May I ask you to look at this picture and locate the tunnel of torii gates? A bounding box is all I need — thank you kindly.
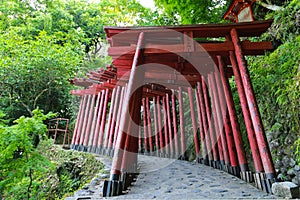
[70,20,277,196]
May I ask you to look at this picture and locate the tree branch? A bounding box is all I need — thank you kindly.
[33,88,49,109]
[256,0,282,11]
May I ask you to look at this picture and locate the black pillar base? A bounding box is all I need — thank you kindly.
[240,171,253,183]
[254,172,276,193]
[103,180,123,197]
[232,166,241,178]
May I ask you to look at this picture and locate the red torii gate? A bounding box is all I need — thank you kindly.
[70,20,276,196]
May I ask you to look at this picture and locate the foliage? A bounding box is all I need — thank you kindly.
[36,140,104,199]
[0,109,103,199]
[154,0,229,24]
[248,0,300,169]
[0,0,157,121]
[0,109,55,199]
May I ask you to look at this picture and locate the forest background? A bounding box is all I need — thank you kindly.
[0,0,299,199]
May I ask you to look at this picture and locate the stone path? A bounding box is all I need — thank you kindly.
[67,155,275,199]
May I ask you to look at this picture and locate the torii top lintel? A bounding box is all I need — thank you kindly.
[103,20,272,84]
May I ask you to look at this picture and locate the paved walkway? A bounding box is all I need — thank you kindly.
[67,155,275,199]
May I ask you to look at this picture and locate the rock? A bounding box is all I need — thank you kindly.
[100,174,109,179]
[282,156,290,167]
[292,176,300,185]
[274,159,283,169]
[290,159,296,167]
[271,181,300,198]
[287,168,296,176]
[280,166,287,174]
[294,165,300,171]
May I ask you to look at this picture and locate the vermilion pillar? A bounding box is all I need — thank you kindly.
[104,32,145,197]
[188,87,201,162]
[230,29,275,185]
[178,87,186,160]
[215,55,248,176]
[72,95,84,149]
[171,93,179,158]
[146,97,154,154]
[202,77,219,167]
[98,89,110,154]
[152,97,160,156]
[166,94,174,158]
[89,91,103,153]
[156,96,165,157]
[196,82,213,165]
[213,68,239,173]
[78,95,92,150]
[209,73,230,170]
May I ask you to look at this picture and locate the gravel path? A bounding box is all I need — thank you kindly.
[67,155,275,199]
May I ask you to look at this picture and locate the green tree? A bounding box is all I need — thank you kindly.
[153,0,229,24]
[0,109,55,199]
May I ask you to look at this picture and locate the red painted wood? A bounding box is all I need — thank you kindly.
[113,87,126,148]
[72,96,84,145]
[171,93,179,158]
[75,95,88,146]
[231,28,275,176]
[152,97,160,156]
[110,32,145,176]
[108,86,122,150]
[156,96,165,156]
[83,94,96,147]
[216,53,248,172]
[202,78,219,162]
[195,83,208,162]
[208,75,225,163]
[213,65,239,168]
[188,87,201,159]
[228,51,263,172]
[98,89,110,148]
[142,98,149,153]
[162,96,170,157]
[146,97,154,153]
[166,94,174,157]
[211,73,231,163]
[90,91,104,148]
[79,95,92,147]
[104,88,117,150]
[178,87,186,157]
[196,82,213,162]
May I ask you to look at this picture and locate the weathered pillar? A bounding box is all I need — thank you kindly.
[146,97,154,155]
[162,96,170,157]
[153,97,160,156]
[156,96,165,157]
[103,88,117,154]
[171,92,179,159]
[78,95,92,151]
[230,28,275,190]
[213,66,239,174]
[178,87,187,160]
[89,91,103,153]
[216,55,248,177]
[202,77,219,167]
[209,73,230,170]
[188,87,201,162]
[103,32,145,197]
[166,94,174,158]
[71,95,85,149]
[142,98,149,154]
[97,89,110,154]
[196,82,212,165]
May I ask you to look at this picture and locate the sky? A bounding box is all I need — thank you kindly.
[137,0,156,9]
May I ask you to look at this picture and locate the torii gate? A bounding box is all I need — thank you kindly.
[70,20,277,196]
